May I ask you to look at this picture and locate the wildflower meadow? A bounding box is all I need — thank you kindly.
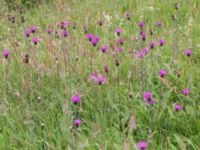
[0,0,200,149]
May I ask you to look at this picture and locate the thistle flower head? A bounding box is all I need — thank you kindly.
[100,46,107,53]
[150,42,155,49]
[136,51,145,58]
[71,95,81,104]
[156,21,162,27]
[159,39,165,46]
[182,88,190,95]
[147,99,156,105]
[115,58,120,66]
[115,28,122,36]
[98,20,103,26]
[118,47,124,53]
[74,119,81,127]
[32,37,40,45]
[3,49,11,59]
[30,25,37,33]
[138,21,144,28]
[141,32,147,41]
[175,104,182,111]
[136,141,148,150]
[86,34,94,41]
[62,30,68,38]
[91,39,98,46]
[24,29,31,37]
[46,28,52,34]
[104,65,110,73]
[184,49,192,56]
[143,47,150,54]
[23,53,29,63]
[126,13,131,20]
[143,92,153,100]
[60,21,70,29]
[95,76,106,85]
[118,38,125,45]
[159,69,167,77]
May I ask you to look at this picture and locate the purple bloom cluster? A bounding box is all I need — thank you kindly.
[60,21,70,29]
[136,47,150,58]
[143,92,156,105]
[89,73,106,85]
[86,34,100,46]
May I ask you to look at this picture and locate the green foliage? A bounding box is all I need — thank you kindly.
[4,0,54,10]
[0,0,200,149]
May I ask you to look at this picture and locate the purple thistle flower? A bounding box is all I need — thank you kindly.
[55,31,59,39]
[156,21,162,27]
[142,47,150,54]
[91,39,98,46]
[150,42,155,49]
[136,51,145,58]
[115,58,120,66]
[100,46,107,53]
[24,29,31,37]
[2,49,11,59]
[126,13,131,20]
[71,95,81,104]
[30,25,37,33]
[104,65,110,73]
[147,99,156,105]
[118,38,125,45]
[23,53,29,63]
[159,39,165,46]
[62,30,68,38]
[143,92,153,100]
[73,23,77,29]
[89,73,97,81]
[184,49,192,56]
[182,88,190,95]
[115,28,122,36]
[98,20,103,26]
[74,119,81,127]
[136,141,148,150]
[60,21,70,29]
[95,76,106,85]
[117,47,124,53]
[46,28,52,34]
[141,32,147,41]
[175,104,182,111]
[138,21,144,28]
[32,37,40,45]
[86,34,94,41]
[159,69,167,77]
[95,36,100,42]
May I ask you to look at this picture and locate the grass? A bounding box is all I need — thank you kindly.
[0,0,200,149]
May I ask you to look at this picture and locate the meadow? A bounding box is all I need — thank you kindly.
[0,0,200,149]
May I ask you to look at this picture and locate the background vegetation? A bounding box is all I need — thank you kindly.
[0,0,199,149]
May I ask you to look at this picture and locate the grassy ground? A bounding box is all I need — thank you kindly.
[0,0,200,149]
